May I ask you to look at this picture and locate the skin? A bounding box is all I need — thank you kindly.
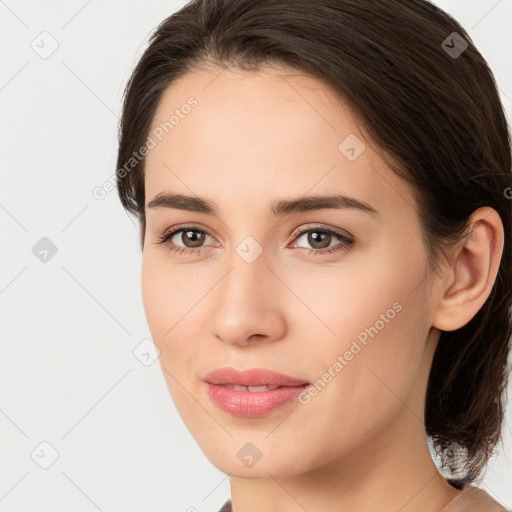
[140,63,504,512]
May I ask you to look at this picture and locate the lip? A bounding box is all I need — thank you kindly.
[203,367,309,387]
[203,367,310,418]
[205,383,310,418]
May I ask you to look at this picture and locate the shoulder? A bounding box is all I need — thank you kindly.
[443,483,509,512]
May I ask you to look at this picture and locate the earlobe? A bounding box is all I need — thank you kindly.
[431,207,504,332]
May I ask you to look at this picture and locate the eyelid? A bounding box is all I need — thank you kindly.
[289,223,353,243]
[158,222,217,239]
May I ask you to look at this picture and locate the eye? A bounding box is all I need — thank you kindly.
[291,225,354,256]
[154,224,354,256]
[155,225,218,256]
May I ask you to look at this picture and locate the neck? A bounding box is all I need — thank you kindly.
[228,329,461,512]
[229,415,459,512]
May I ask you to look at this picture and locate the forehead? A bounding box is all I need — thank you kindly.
[147,63,357,157]
[144,64,413,218]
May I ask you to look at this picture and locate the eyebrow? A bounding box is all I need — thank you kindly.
[145,192,379,217]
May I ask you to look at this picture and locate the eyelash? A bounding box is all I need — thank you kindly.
[155,224,354,257]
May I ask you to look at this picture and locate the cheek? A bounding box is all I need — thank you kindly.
[140,251,196,338]
[140,252,208,374]
[299,244,430,438]
[141,256,197,412]
[140,253,191,372]
[140,254,168,340]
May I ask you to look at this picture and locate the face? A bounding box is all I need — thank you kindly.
[141,63,437,478]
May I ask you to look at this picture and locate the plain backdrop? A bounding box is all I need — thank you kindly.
[1,1,511,511]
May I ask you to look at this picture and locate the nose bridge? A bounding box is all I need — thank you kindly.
[209,238,286,345]
[217,243,270,323]
[220,228,270,303]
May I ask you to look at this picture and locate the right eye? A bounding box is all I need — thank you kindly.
[155,225,218,255]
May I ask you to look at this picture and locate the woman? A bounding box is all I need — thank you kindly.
[115,0,512,510]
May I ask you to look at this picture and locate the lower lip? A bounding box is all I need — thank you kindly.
[205,383,310,418]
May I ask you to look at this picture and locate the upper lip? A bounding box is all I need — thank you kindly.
[203,367,309,387]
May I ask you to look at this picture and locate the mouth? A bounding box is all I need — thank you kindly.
[202,367,310,418]
[203,367,309,388]
[222,384,284,391]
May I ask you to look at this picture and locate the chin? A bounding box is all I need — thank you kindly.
[201,439,313,479]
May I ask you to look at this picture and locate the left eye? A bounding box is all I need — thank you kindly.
[291,227,354,255]
[155,225,354,256]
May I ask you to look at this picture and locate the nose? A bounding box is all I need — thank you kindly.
[209,251,287,348]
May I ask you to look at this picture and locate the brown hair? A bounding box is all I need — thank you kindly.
[116,0,512,481]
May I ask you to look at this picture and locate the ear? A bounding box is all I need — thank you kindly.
[431,207,505,332]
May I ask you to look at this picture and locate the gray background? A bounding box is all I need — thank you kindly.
[1,1,511,510]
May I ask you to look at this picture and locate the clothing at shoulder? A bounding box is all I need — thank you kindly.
[217,481,508,512]
[218,500,232,512]
[443,482,508,512]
